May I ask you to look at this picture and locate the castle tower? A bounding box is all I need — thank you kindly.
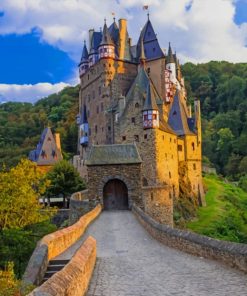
[79,105,89,147]
[143,83,159,129]
[78,41,89,77]
[166,42,176,84]
[98,21,115,59]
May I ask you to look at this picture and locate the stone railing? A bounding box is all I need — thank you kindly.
[21,204,101,293]
[69,189,98,225]
[28,236,96,296]
[133,205,247,273]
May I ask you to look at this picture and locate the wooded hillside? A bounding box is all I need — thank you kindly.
[0,62,246,182]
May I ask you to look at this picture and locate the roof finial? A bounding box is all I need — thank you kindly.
[104,18,106,25]
[147,12,150,20]
[84,40,86,46]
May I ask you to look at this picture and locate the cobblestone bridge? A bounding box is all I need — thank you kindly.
[56,211,247,296]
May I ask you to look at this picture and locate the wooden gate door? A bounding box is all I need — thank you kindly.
[103,179,128,210]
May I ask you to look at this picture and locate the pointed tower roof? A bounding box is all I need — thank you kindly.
[89,31,102,54]
[80,41,89,63]
[28,127,63,165]
[143,82,159,111]
[100,22,114,46]
[108,19,119,45]
[167,42,175,64]
[137,18,164,60]
[168,91,194,136]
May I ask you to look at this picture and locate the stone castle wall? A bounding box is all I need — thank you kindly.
[133,205,247,273]
[87,163,143,209]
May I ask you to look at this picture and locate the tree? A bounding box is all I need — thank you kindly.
[45,160,85,207]
[0,159,49,230]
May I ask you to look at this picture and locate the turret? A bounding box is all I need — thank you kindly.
[139,38,146,69]
[98,20,115,59]
[78,41,89,77]
[166,42,176,84]
[88,31,102,67]
[143,83,159,129]
[80,105,89,147]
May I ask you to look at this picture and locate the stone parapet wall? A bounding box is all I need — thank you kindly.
[21,204,101,292]
[133,205,247,273]
[69,189,97,224]
[28,236,96,296]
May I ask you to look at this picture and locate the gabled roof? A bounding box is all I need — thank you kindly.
[29,127,63,165]
[90,31,102,54]
[143,82,158,111]
[136,19,164,61]
[100,23,114,46]
[168,91,194,136]
[86,144,142,166]
[80,41,89,64]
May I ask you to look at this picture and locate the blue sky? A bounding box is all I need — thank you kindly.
[0,0,246,103]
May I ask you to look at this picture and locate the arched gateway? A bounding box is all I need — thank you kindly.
[103,179,128,210]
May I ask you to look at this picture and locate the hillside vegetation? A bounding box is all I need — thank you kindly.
[0,61,246,185]
[187,174,247,243]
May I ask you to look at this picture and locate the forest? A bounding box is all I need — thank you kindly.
[0,61,246,186]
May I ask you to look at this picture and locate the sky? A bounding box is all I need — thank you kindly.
[0,0,246,103]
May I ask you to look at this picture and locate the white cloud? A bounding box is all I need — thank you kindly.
[0,0,246,63]
[0,0,246,103]
[0,82,70,103]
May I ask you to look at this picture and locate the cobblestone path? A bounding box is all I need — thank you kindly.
[85,211,247,296]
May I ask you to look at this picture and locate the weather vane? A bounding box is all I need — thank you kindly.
[143,4,150,19]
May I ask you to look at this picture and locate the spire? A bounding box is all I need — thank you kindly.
[167,42,175,64]
[139,38,146,66]
[100,22,114,46]
[143,82,159,111]
[80,40,89,63]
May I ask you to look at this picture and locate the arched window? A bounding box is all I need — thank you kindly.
[192,142,195,151]
[142,177,148,186]
[135,102,139,108]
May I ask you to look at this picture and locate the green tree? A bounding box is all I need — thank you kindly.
[0,159,49,230]
[45,160,85,207]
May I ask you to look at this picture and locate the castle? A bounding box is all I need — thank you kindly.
[75,16,205,226]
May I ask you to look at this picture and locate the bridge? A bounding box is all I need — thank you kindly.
[24,202,247,296]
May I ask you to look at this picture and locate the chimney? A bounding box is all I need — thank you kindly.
[54,133,61,152]
[88,29,94,50]
[118,19,127,60]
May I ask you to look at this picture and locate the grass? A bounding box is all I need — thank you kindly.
[186,174,247,243]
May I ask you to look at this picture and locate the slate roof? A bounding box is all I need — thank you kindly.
[80,41,89,64]
[100,23,114,46]
[136,19,164,61]
[143,82,158,111]
[86,144,142,166]
[108,20,119,45]
[90,31,102,54]
[166,42,175,64]
[168,91,194,136]
[29,127,63,165]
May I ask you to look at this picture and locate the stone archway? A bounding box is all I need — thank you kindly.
[103,179,129,210]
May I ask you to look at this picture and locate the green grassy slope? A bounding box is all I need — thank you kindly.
[186,174,247,243]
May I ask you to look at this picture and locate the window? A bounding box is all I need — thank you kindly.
[122,136,126,141]
[144,134,147,139]
[99,86,101,95]
[192,142,195,151]
[102,127,104,132]
[178,145,183,151]
[95,125,98,134]
[162,135,165,140]
[174,139,176,143]
[173,111,177,115]
[104,48,107,53]
[135,103,139,108]
[41,150,47,159]
[134,135,139,142]
[88,74,89,80]
[97,106,99,114]
[101,102,104,111]
[52,150,57,159]
[108,126,111,131]
[147,67,150,75]
[170,138,172,142]
[47,137,51,141]
[92,90,95,99]
[143,177,148,186]
[169,172,171,178]
[131,117,135,124]
[150,192,154,201]
[193,163,196,170]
